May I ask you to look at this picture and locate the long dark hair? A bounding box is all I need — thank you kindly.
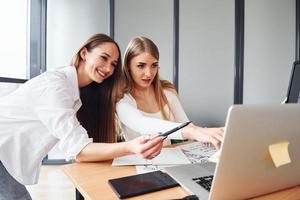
[71,33,122,143]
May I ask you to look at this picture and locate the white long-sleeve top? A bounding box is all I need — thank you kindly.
[0,66,92,185]
[116,90,189,142]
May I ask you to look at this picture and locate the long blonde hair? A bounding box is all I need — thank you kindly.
[122,36,176,120]
[71,33,122,143]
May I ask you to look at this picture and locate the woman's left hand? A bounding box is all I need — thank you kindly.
[196,127,224,149]
[183,124,224,149]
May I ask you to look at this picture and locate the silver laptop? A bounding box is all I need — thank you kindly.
[165,104,300,200]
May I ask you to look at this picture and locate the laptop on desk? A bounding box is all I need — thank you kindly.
[165,104,300,200]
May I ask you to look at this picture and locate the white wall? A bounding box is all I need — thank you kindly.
[244,0,295,104]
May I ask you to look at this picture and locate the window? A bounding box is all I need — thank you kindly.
[0,0,29,80]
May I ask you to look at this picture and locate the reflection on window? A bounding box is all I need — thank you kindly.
[0,0,28,79]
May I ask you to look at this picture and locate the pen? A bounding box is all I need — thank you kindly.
[151,121,192,140]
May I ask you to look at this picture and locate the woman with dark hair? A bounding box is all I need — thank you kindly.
[0,34,164,200]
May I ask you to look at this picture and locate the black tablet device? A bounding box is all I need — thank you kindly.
[108,171,179,199]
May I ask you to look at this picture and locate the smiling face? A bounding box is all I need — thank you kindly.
[79,42,119,85]
[128,52,159,89]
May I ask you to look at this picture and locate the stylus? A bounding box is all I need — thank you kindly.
[159,121,192,139]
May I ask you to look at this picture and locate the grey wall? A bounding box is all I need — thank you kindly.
[46,0,109,159]
[114,0,235,127]
[179,0,235,127]
[45,0,296,126]
[39,0,297,159]
[47,0,109,70]
[244,0,295,104]
[114,0,174,82]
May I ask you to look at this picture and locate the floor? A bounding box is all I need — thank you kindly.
[26,165,75,200]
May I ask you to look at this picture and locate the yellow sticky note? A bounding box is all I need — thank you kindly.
[208,150,221,163]
[268,141,291,168]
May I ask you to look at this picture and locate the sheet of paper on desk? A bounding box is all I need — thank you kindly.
[135,165,176,174]
[177,142,217,164]
[112,148,191,166]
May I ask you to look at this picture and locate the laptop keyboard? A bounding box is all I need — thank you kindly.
[192,175,214,191]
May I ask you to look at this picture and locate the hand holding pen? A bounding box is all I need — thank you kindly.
[131,121,193,164]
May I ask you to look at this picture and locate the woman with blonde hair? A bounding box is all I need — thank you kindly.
[116,36,223,148]
[0,34,163,200]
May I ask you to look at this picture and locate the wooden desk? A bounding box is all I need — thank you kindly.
[62,161,300,200]
[62,161,187,200]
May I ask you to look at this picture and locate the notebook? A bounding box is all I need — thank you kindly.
[165,104,300,200]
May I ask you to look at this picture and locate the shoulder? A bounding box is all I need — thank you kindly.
[29,67,75,99]
[39,66,78,91]
[117,93,137,107]
[43,66,73,82]
[22,69,68,93]
[161,80,177,94]
[35,69,66,85]
[163,89,179,105]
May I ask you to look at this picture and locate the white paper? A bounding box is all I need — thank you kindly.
[208,150,221,163]
[177,142,216,164]
[135,165,175,174]
[112,148,191,166]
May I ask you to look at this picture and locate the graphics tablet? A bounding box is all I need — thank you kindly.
[108,170,179,199]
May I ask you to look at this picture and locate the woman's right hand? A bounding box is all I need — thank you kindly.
[127,134,164,160]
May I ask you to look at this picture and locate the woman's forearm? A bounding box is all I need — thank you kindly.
[181,123,198,140]
[75,142,132,162]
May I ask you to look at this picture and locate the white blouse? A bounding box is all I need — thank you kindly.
[116,90,189,142]
[0,66,92,185]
